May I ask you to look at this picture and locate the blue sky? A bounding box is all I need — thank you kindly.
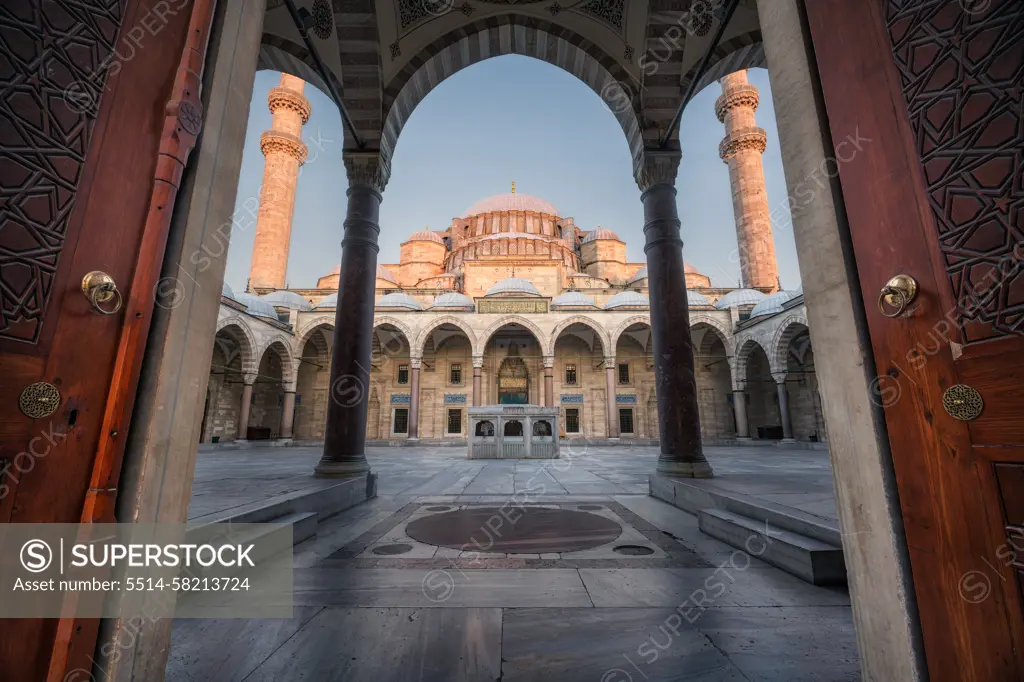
[223,56,801,292]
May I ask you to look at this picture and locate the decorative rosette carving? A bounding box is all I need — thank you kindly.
[719,127,767,160]
[268,86,311,123]
[260,130,308,163]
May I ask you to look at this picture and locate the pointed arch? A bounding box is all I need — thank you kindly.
[215,316,258,375]
[372,315,417,355]
[771,314,811,375]
[259,334,296,388]
[689,313,734,357]
[481,315,550,356]
[733,333,772,390]
[610,315,653,356]
[414,316,479,358]
[550,315,612,358]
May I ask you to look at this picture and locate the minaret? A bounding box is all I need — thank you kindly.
[248,74,310,291]
[716,70,779,291]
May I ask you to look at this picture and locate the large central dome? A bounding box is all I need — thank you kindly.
[462,192,559,218]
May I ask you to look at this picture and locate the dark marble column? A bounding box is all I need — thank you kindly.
[236,375,254,443]
[316,153,387,477]
[638,151,713,477]
[543,356,554,407]
[733,389,750,439]
[604,359,619,439]
[776,377,794,441]
[472,357,483,406]
[408,363,421,439]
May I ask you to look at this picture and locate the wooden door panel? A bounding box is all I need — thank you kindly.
[806,0,1024,679]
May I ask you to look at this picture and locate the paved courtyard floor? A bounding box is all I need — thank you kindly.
[170,444,858,681]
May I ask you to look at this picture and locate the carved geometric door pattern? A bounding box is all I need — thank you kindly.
[0,0,123,343]
[885,0,1024,340]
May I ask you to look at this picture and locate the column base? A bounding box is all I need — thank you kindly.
[314,457,371,478]
[275,438,294,446]
[235,438,248,445]
[656,457,715,478]
[781,438,797,443]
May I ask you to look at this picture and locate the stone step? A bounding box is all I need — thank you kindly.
[649,475,841,546]
[697,508,846,586]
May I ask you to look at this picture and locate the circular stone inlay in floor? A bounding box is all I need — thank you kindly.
[425,506,453,512]
[371,543,413,555]
[404,507,622,554]
[576,504,603,511]
[613,544,654,556]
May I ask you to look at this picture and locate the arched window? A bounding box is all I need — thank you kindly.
[504,420,523,437]
[475,420,494,437]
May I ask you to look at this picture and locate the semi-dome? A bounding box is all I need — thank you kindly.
[552,291,596,308]
[462,192,559,217]
[486,278,541,296]
[315,293,337,308]
[221,282,236,300]
[261,290,312,311]
[604,291,649,309]
[715,288,767,309]
[750,290,800,318]
[687,290,713,307]
[236,293,280,320]
[376,293,422,310]
[376,265,398,283]
[628,266,648,282]
[582,228,621,244]
[431,293,475,309]
[407,230,445,244]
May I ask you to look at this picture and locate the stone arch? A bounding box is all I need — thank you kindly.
[687,31,767,95]
[771,315,811,375]
[373,315,417,354]
[610,315,653,355]
[296,315,336,351]
[259,335,296,388]
[379,17,645,178]
[550,316,612,358]
[689,314,734,356]
[481,315,550,356]
[215,317,258,375]
[733,334,772,390]
[414,316,478,358]
[257,34,339,99]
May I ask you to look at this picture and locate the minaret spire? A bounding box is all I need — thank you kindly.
[511,180,515,194]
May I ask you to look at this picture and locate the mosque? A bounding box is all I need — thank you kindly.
[206,71,822,447]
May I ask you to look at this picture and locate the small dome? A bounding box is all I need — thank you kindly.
[628,266,648,282]
[407,230,445,244]
[431,293,475,309]
[376,265,398,284]
[582,229,621,244]
[376,293,422,310]
[314,293,338,309]
[750,290,800,318]
[604,291,649,309]
[236,293,280,320]
[486,278,541,296]
[462,192,559,217]
[715,289,768,309]
[221,282,236,300]
[261,290,313,311]
[552,291,596,308]
[688,290,713,307]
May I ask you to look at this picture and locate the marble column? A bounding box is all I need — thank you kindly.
[408,361,421,440]
[236,374,255,442]
[316,153,387,477]
[733,389,750,439]
[543,356,554,407]
[280,390,296,440]
[638,151,713,477]
[604,358,619,439]
[775,375,794,441]
[472,357,483,406]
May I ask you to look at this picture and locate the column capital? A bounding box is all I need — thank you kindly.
[543,355,555,369]
[604,356,617,367]
[344,150,390,195]
[772,371,789,384]
[242,373,257,385]
[410,356,422,369]
[635,150,681,192]
[472,356,484,369]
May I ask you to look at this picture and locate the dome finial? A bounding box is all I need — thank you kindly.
[511,180,515,194]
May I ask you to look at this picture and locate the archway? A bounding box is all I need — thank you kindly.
[613,321,655,440]
[481,322,545,407]
[552,319,609,439]
[738,338,780,440]
[778,322,825,442]
[692,322,735,440]
[367,323,414,440]
[294,323,332,440]
[202,322,256,443]
[418,321,475,438]
[249,340,293,440]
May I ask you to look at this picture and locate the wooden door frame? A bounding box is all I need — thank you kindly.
[805,0,1024,678]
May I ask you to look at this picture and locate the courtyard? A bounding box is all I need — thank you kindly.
[168,445,858,681]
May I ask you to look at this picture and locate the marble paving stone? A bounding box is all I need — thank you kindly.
[166,607,324,682]
[243,607,502,682]
[579,568,851,608]
[694,606,860,681]
[292,568,595,607]
[501,608,748,682]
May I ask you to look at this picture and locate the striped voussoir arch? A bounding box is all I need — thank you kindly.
[683,31,766,100]
[378,16,646,175]
[257,33,342,100]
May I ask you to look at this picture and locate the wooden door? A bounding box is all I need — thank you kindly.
[805,1,1024,679]
[0,0,212,679]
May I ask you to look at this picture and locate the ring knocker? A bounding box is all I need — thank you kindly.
[878,274,918,318]
[81,271,123,315]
